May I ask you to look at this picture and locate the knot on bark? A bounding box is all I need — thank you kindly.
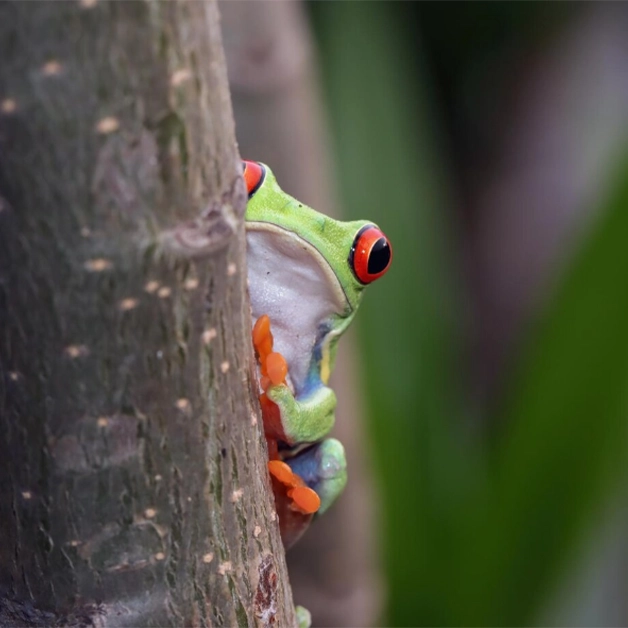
[159,200,235,259]
[254,554,278,627]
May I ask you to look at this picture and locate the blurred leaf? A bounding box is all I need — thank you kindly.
[456,155,628,625]
[310,3,473,625]
[311,2,628,626]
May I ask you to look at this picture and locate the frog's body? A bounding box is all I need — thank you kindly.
[244,161,391,546]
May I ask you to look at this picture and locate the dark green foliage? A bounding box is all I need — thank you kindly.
[309,2,628,625]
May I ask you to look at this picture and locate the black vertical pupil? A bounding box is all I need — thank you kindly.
[367,238,391,274]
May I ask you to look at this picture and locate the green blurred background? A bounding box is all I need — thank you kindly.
[224,2,628,625]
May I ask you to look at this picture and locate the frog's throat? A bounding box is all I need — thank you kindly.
[246,221,352,316]
[246,221,353,393]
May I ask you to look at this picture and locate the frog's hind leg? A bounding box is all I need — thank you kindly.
[285,438,347,514]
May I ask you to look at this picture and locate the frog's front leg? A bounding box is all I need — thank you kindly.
[253,313,337,446]
[265,383,337,446]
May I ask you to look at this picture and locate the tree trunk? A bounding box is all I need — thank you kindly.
[0,1,295,625]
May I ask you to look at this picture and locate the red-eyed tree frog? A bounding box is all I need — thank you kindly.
[243,161,392,548]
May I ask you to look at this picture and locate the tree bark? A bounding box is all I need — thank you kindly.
[0,1,295,625]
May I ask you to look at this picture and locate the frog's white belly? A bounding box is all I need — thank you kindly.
[246,224,347,394]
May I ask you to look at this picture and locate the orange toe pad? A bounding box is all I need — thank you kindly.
[268,460,296,486]
[253,315,287,391]
[268,460,321,515]
[287,485,321,515]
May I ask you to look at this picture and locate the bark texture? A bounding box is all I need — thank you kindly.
[0,1,295,625]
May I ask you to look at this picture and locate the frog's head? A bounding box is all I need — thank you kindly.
[243,160,392,316]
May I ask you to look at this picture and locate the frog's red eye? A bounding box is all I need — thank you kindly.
[349,225,392,284]
[242,160,265,198]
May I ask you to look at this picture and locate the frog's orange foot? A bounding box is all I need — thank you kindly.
[288,486,321,515]
[253,315,288,391]
[268,460,321,515]
[253,314,273,360]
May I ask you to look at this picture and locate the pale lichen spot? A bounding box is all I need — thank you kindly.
[187,496,192,502]
[230,488,243,503]
[170,68,192,87]
[78,0,98,8]
[253,525,262,538]
[175,398,190,411]
[202,328,217,345]
[21,491,32,500]
[96,116,120,135]
[118,298,139,311]
[154,474,162,482]
[202,552,214,564]
[67,539,82,547]
[144,507,157,519]
[64,344,89,359]
[1,98,17,114]
[96,416,109,428]
[154,552,165,561]
[183,277,199,291]
[41,60,63,77]
[84,258,112,272]
[220,361,230,374]
[107,560,144,573]
[227,263,237,277]
[157,286,172,299]
[270,511,277,522]
[250,412,258,427]
[8,371,20,382]
[80,227,91,238]
[144,280,160,294]
[218,561,232,575]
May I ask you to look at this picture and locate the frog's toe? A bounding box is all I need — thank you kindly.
[295,605,312,628]
[287,485,321,515]
[285,438,347,514]
[265,382,296,408]
[253,315,289,391]
[268,460,321,514]
[269,471,315,549]
[268,459,296,485]
[266,351,287,386]
[252,314,272,357]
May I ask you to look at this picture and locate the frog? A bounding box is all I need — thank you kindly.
[243,160,392,547]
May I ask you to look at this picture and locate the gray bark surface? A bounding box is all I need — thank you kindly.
[0,1,295,625]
